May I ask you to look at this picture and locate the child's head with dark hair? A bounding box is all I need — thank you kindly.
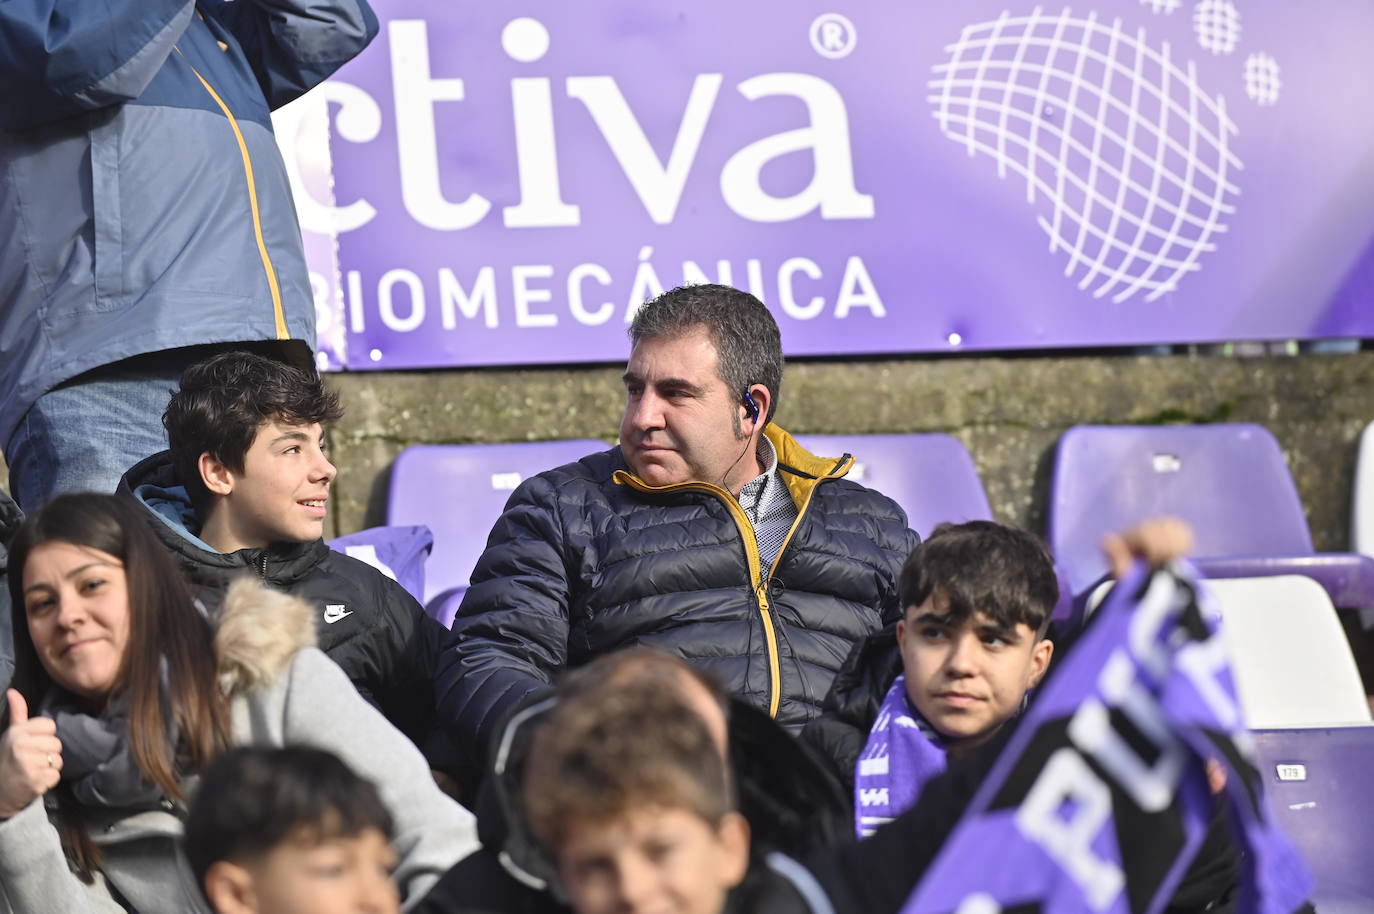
[896,521,1058,754]
[524,680,749,914]
[185,746,398,914]
[163,351,343,551]
[899,520,1059,636]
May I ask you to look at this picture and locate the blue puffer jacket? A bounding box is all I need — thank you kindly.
[0,0,377,448]
[436,426,922,767]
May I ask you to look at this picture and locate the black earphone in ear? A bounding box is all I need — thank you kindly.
[742,390,760,424]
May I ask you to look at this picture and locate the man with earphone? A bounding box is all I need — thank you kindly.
[436,284,921,789]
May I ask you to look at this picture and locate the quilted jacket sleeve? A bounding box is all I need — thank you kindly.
[368,572,448,750]
[434,473,573,770]
[881,525,923,625]
[201,0,379,108]
[0,0,194,129]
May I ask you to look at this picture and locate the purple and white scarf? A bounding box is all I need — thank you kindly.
[854,674,947,838]
[900,563,1312,914]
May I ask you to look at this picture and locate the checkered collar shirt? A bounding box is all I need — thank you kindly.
[736,433,798,570]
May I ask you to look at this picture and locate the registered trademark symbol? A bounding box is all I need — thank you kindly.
[809,13,857,59]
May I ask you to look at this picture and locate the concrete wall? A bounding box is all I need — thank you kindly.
[326,349,1374,552]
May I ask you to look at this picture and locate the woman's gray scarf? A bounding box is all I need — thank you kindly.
[42,689,167,812]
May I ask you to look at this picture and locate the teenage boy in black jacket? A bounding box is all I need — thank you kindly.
[117,350,443,749]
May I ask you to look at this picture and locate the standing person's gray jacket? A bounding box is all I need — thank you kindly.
[0,0,377,450]
[0,579,478,913]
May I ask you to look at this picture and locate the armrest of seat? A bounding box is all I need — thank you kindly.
[329,524,435,604]
[1192,553,1374,612]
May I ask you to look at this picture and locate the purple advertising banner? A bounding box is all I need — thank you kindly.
[273,1,1374,370]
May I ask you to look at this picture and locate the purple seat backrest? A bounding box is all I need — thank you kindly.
[1049,424,1313,594]
[1251,727,1374,906]
[387,440,608,604]
[327,525,433,605]
[793,434,992,539]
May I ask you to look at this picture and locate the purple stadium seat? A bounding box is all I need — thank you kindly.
[792,433,992,538]
[1048,424,1374,609]
[387,440,607,625]
[327,524,433,605]
[796,433,1075,623]
[1251,727,1374,911]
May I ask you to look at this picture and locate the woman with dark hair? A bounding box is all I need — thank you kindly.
[0,493,477,913]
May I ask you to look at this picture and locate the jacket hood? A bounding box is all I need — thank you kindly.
[216,576,317,697]
[118,450,327,585]
[476,689,851,894]
[119,451,218,553]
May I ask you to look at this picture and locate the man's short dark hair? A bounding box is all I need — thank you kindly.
[184,746,394,888]
[164,350,343,511]
[629,284,784,425]
[899,521,1058,638]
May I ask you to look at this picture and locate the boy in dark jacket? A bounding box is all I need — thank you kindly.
[117,351,443,749]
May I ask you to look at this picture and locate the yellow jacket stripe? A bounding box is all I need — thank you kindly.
[183,55,289,339]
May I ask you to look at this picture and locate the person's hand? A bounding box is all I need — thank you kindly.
[0,689,62,820]
[1205,757,1227,795]
[1102,517,1195,580]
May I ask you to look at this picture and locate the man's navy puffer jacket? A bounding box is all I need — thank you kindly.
[436,426,921,768]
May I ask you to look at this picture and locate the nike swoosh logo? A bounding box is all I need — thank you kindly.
[323,608,353,624]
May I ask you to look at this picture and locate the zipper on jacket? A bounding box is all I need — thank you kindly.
[615,473,783,718]
[751,465,835,712]
[176,47,289,340]
[258,553,269,579]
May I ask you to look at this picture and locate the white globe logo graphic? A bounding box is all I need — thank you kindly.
[1193,0,1241,56]
[928,7,1242,303]
[1139,0,1180,15]
[1244,53,1281,106]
